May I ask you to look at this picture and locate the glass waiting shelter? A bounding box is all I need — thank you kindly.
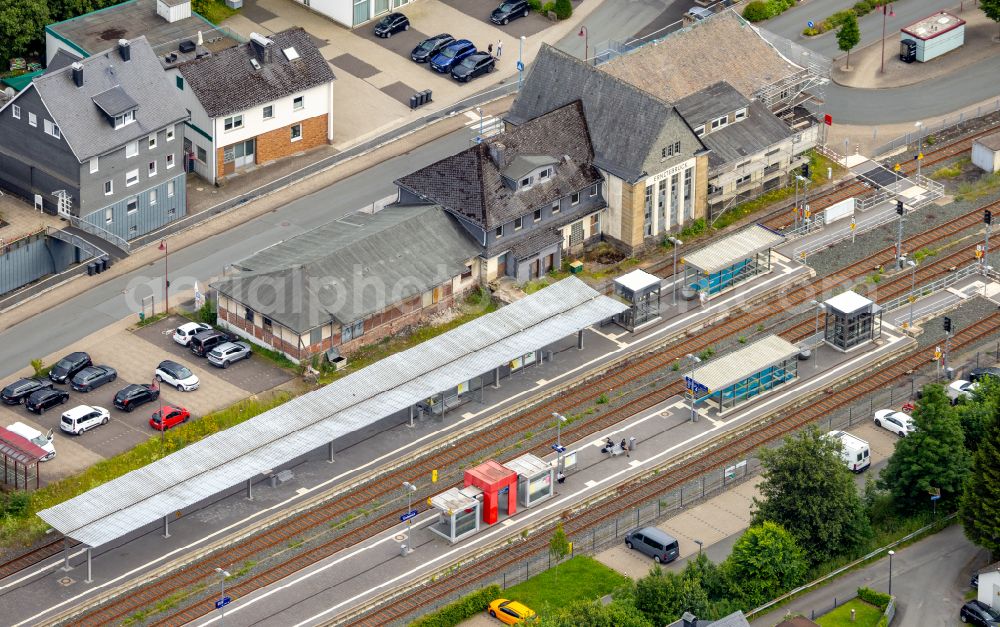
[823,290,882,351]
[504,453,556,508]
[687,335,800,413]
[613,269,663,332]
[681,224,785,300]
[429,486,482,544]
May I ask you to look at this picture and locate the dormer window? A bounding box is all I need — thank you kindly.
[538,167,552,180]
[520,176,533,188]
[114,110,136,129]
[695,125,705,137]
[734,108,747,121]
[514,217,523,231]
[711,115,728,131]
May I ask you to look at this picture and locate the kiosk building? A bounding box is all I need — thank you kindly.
[823,291,881,351]
[613,269,663,332]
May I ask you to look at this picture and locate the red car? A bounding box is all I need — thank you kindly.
[149,405,190,431]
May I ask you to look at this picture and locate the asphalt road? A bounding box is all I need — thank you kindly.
[552,0,675,58]
[0,130,471,382]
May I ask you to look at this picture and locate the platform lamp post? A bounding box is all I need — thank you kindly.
[214,567,231,627]
[402,481,417,555]
[159,239,169,314]
[695,539,704,555]
[880,3,895,74]
[685,354,701,423]
[887,550,895,595]
[915,121,924,178]
[477,106,483,139]
[906,259,917,329]
[809,300,825,370]
[578,26,588,64]
[668,237,683,306]
[984,209,993,272]
[552,412,568,472]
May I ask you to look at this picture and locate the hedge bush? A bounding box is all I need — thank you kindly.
[803,0,890,34]
[409,585,502,627]
[742,1,771,21]
[527,0,541,10]
[554,0,572,19]
[857,586,891,611]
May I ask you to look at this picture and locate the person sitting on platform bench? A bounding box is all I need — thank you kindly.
[557,470,566,484]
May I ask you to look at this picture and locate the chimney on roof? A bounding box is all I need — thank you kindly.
[682,612,698,627]
[71,62,84,87]
[249,32,274,65]
[488,142,507,168]
[118,39,131,62]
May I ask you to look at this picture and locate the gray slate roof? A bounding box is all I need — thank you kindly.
[674,82,750,129]
[178,28,335,119]
[30,37,187,162]
[92,86,139,117]
[46,49,82,74]
[397,100,602,229]
[507,44,684,183]
[695,100,794,170]
[212,205,479,333]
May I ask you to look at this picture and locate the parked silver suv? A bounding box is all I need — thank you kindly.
[207,341,252,369]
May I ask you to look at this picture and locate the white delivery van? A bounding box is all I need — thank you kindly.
[6,422,56,461]
[828,430,870,472]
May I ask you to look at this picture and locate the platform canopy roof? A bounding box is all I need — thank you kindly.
[39,277,627,548]
[683,224,785,274]
[689,335,799,392]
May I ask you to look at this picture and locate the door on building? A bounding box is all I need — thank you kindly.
[497,257,507,278]
[529,258,541,279]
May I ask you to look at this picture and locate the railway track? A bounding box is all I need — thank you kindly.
[348,312,1000,626]
[64,205,994,627]
[0,537,70,582]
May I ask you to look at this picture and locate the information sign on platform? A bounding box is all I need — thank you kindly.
[215,597,231,609]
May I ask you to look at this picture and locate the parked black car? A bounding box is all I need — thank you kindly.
[71,365,118,392]
[490,0,530,24]
[374,12,409,38]
[113,384,160,412]
[961,600,1000,627]
[48,352,92,384]
[451,52,496,82]
[1,378,53,405]
[25,388,70,414]
[190,329,237,357]
[411,33,455,62]
[969,366,1000,383]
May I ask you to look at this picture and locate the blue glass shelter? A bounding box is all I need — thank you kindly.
[687,335,800,413]
[681,225,785,300]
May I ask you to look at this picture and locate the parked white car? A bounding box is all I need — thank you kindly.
[7,422,56,461]
[155,360,200,391]
[173,322,212,346]
[873,409,916,437]
[60,405,110,435]
[947,380,977,404]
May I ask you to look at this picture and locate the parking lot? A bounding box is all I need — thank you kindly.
[0,315,295,482]
[438,0,551,38]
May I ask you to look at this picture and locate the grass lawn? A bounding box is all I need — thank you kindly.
[499,556,629,616]
[193,0,238,24]
[814,598,883,627]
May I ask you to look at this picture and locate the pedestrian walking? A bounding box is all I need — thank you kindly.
[487,42,493,56]
[496,40,503,57]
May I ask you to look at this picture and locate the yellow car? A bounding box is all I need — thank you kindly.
[488,598,536,624]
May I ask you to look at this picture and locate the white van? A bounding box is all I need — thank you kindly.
[6,422,56,461]
[828,430,870,472]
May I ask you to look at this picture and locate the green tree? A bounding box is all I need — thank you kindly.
[752,426,872,563]
[981,0,1000,38]
[960,402,1000,560]
[554,0,572,19]
[836,12,861,69]
[537,599,654,627]
[0,0,49,64]
[549,522,571,581]
[878,384,969,511]
[722,521,807,608]
[681,553,728,601]
[954,377,1000,451]
[631,566,711,626]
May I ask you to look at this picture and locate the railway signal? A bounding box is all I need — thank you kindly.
[943,317,952,333]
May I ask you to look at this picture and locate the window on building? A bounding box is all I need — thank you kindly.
[44,120,60,138]
[734,108,747,121]
[166,125,175,141]
[662,146,670,159]
[224,115,243,131]
[148,160,157,177]
[736,173,751,186]
[244,308,254,323]
[263,105,274,119]
[126,197,138,214]
[538,167,551,180]
[105,207,113,224]
[263,317,273,329]
[114,110,135,129]
[590,183,598,197]
[694,125,704,137]
[533,208,541,222]
[28,112,37,127]
[197,146,207,162]
[104,180,113,196]
[495,225,503,239]
[674,141,681,154]
[708,182,722,195]
[11,105,20,119]
[461,263,473,279]
[148,134,157,149]
[90,157,99,174]
[341,319,364,341]
[149,189,157,206]
[514,216,523,230]
[125,169,139,186]
[167,180,175,197]
[590,212,600,233]
[176,76,184,90]
[126,141,138,158]
[310,327,322,345]
[166,153,175,169]
[571,192,580,205]
[293,96,304,110]
[711,115,728,130]
[291,124,302,141]
[520,176,532,188]
[551,201,560,214]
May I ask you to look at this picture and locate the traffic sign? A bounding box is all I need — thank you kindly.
[551,444,567,453]
[215,596,231,609]
[930,494,940,501]
[684,376,709,396]
[400,510,418,522]
[516,61,524,71]
[807,20,814,27]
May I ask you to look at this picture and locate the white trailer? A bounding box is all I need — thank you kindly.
[828,430,870,472]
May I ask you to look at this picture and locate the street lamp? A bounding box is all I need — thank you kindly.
[158,239,169,314]
[907,259,917,329]
[685,354,702,423]
[887,550,895,595]
[695,539,704,555]
[477,106,483,138]
[552,412,568,448]
[880,3,895,74]
[915,122,924,178]
[518,36,526,90]
[578,26,589,64]
[214,567,231,626]
[668,237,683,306]
[809,300,825,369]
[402,481,417,554]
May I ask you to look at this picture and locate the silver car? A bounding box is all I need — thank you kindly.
[207,341,252,368]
